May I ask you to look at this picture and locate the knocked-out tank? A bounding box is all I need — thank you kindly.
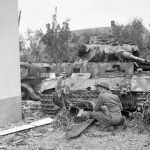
[53,37,150,114]
[20,62,64,114]
[20,62,52,100]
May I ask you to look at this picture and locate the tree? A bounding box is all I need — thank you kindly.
[41,7,72,63]
[19,34,29,62]
[112,18,144,48]
[26,29,44,62]
[19,34,26,53]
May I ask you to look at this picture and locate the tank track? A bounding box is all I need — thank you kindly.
[40,93,60,115]
[65,90,99,111]
[41,90,99,115]
[52,90,99,112]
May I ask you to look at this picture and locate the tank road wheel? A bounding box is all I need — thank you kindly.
[21,87,29,100]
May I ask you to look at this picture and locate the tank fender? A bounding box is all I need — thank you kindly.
[21,83,40,100]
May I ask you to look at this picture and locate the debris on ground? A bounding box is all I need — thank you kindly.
[0,100,150,150]
[0,118,53,136]
[66,119,95,139]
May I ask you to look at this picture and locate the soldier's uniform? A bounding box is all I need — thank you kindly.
[91,82,123,128]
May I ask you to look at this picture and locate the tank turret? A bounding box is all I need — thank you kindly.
[77,44,146,63]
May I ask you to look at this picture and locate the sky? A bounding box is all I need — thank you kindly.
[18,0,150,34]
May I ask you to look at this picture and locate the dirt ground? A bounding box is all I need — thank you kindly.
[0,101,150,150]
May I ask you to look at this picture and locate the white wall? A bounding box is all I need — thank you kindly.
[0,0,21,99]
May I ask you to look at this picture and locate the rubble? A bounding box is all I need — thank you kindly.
[0,124,149,149]
[0,118,53,136]
[0,99,149,150]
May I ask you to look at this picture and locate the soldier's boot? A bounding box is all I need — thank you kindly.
[117,116,127,129]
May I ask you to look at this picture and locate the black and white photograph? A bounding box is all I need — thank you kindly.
[0,0,150,149]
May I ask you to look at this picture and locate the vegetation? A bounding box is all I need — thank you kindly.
[112,18,150,49]
[20,29,44,62]
[19,12,150,62]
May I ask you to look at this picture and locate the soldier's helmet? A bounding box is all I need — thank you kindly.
[94,82,110,90]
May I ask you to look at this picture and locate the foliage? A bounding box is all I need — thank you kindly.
[19,29,44,62]
[41,7,74,63]
[19,34,26,53]
[72,18,150,50]
[20,8,79,63]
[52,108,75,131]
[20,16,150,63]
[142,28,150,49]
[130,95,150,132]
[112,18,150,49]
[26,29,44,62]
[19,34,29,62]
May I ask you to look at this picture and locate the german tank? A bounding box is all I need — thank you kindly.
[53,36,150,116]
[20,62,65,115]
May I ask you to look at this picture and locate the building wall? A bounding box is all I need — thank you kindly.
[0,0,22,126]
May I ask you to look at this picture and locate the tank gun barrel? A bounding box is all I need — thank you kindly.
[121,51,146,62]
